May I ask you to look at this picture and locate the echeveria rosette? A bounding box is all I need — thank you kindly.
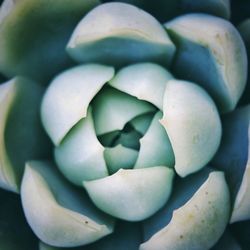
[38,57,224,247]
[0,1,249,250]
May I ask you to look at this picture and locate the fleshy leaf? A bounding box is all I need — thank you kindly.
[142,167,213,240]
[67,2,176,66]
[0,0,100,82]
[92,86,156,135]
[104,144,138,174]
[41,64,114,146]
[165,13,247,113]
[109,63,174,109]
[161,79,222,177]
[84,167,174,221]
[21,161,114,248]
[0,77,51,192]
[140,171,230,250]
[39,220,142,250]
[212,105,250,223]
[54,107,108,186]
[134,111,174,169]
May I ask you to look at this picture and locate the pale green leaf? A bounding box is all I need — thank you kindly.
[104,144,138,174]
[161,79,221,177]
[84,167,174,221]
[140,171,230,250]
[165,13,247,113]
[134,111,174,169]
[109,63,174,109]
[67,2,175,66]
[54,107,108,186]
[21,161,114,248]
[92,86,156,135]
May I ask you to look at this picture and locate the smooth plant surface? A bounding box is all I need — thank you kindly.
[0,1,249,250]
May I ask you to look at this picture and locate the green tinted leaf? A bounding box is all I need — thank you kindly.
[134,111,174,169]
[166,13,247,113]
[54,108,108,186]
[84,167,174,221]
[67,2,175,66]
[92,86,156,135]
[140,171,230,250]
[41,64,114,145]
[104,144,138,174]
[161,80,222,177]
[109,63,174,110]
[21,161,114,248]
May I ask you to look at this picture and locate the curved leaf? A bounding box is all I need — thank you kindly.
[140,171,230,250]
[21,161,114,248]
[104,144,138,174]
[84,167,174,221]
[0,77,51,192]
[67,2,175,66]
[161,79,222,177]
[54,108,108,186]
[109,63,173,109]
[165,13,247,113]
[41,64,114,145]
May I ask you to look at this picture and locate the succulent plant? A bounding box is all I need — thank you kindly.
[0,0,249,249]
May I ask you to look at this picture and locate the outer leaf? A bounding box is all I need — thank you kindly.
[161,79,221,177]
[165,13,247,113]
[67,2,176,66]
[0,0,100,82]
[82,221,142,250]
[39,221,142,250]
[0,77,51,192]
[109,63,174,110]
[54,108,108,186]
[238,19,250,105]
[21,161,114,248]
[106,0,230,22]
[41,64,114,146]
[84,167,174,221]
[140,171,230,250]
[134,111,174,169]
[212,105,250,223]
